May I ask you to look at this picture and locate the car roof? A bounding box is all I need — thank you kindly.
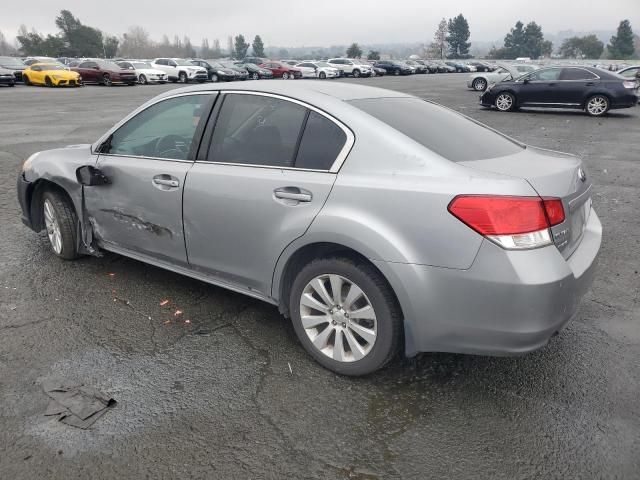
[163,80,411,102]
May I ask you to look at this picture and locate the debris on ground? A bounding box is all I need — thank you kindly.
[42,379,116,429]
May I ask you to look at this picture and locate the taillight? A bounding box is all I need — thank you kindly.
[623,80,636,89]
[448,195,565,250]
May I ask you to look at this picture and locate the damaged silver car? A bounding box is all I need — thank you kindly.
[18,81,601,375]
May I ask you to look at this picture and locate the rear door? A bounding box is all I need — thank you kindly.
[558,67,600,105]
[183,92,352,296]
[86,92,216,264]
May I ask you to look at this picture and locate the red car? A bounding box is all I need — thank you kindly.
[71,59,137,86]
[259,61,302,79]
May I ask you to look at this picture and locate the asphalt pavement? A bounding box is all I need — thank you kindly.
[0,74,638,479]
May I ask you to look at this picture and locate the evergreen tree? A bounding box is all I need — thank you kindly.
[252,35,265,57]
[446,14,471,57]
[234,35,250,60]
[608,19,635,58]
[346,43,362,58]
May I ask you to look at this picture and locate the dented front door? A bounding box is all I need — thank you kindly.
[86,156,191,265]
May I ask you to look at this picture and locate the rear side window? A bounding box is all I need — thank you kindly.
[560,68,598,80]
[208,94,307,167]
[349,98,523,162]
[295,112,347,170]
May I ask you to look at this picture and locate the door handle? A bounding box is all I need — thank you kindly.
[153,175,179,188]
[585,82,595,86]
[274,187,312,202]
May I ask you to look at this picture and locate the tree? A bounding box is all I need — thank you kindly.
[608,19,635,59]
[120,26,153,58]
[503,21,526,58]
[446,14,471,58]
[523,21,545,59]
[226,36,234,58]
[541,40,554,57]
[0,30,15,55]
[234,34,250,60]
[212,39,222,58]
[367,50,380,60]
[103,35,119,58]
[559,35,604,59]
[251,35,265,57]
[200,38,212,59]
[346,43,362,58]
[500,20,549,59]
[183,36,196,58]
[432,18,448,59]
[54,10,103,57]
[277,48,289,59]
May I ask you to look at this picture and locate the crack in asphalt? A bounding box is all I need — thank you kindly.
[0,317,55,331]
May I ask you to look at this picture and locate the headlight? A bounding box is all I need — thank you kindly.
[217,70,226,75]
[22,152,38,172]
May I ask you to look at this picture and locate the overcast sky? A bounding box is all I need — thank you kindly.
[2,0,638,46]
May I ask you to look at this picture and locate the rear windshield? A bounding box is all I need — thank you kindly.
[348,97,523,162]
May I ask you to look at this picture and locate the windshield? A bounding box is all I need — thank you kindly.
[316,62,330,68]
[0,57,24,68]
[96,60,121,70]
[174,59,194,66]
[220,62,238,68]
[37,64,65,71]
[132,62,151,69]
[349,97,523,162]
[209,62,224,68]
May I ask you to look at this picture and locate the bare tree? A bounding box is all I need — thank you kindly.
[430,18,448,59]
[119,26,154,58]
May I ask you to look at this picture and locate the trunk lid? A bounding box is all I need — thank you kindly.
[459,146,592,259]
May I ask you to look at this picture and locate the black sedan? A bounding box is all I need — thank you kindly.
[480,66,638,117]
[220,61,250,80]
[191,59,237,82]
[373,61,413,76]
[235,62,274,80]
[0,67,16,86]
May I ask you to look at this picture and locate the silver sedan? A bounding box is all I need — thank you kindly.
[17,81,601,375]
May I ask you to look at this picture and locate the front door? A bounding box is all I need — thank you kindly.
[86,92,216,265]
[183,92,352,296]
[518,67,562,105]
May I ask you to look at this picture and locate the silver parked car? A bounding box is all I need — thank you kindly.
[468,64,539,91]
[17,82,601,375]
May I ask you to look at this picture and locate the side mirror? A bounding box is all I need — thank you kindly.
[76,166,110,186]
[93,66,100,70]
[523,78,530,84]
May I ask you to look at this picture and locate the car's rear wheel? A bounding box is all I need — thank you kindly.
[45,76,53,87]
[102,74,112,86]
[495,92,516,112]
[41,190,79,260]
[585,95,610,117]
[282,72,290,80]
[472,77,487,91]
[139,74,148,85]
[289,257,402,376]
[179,71,188,83]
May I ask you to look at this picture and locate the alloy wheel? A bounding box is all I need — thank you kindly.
[139,74,147,85]
[282,72,289,79]
[43,199,62,255]
[299,274,377,362]
[473,78,487,91]
[103,74,111,86]
[587,96,608,116]
[252,73,259,80]
[495,93,514,111]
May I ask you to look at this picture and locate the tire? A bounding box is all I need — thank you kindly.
[495,92,516,112]
[211,74,219,83]
[585,94,610,117]
[179,71,188,83]
[45,76,53,87]
[319,71,326,79]
[23,75,31,86]
[289,257,402,376]
[472,77,487,91]
[251,72,259,80]
[394,69,400,76]
[139,74,148,85]
[353,69,361,78]
[282,72,290,80]
[41,190,79,260]
[102,74,112,86]
[9,83,15,87]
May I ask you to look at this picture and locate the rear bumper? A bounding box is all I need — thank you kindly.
[0,76,14,85]
[375,209,602,357]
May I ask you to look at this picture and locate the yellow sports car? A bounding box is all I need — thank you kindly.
[23,63,82,87]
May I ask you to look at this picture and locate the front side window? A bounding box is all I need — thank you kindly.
[208,94,307,167]
[106,94,212,160]
[619,68,639,78]
[526,68,561,81]
[560,68,598,80]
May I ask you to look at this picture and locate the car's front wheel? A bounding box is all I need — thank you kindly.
[102,74,112,86]
[319,71,326,79]
[282,72,290,80]
[41,190,79,260]
[139,74,148,85]
[472,77,487,91]
[585,95,610,117]
[495,92,516,112]
[251,72,259,80]
[179,71,188,83]
[289,257,402,376]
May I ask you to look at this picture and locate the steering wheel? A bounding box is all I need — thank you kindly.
[154,135,189,158]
